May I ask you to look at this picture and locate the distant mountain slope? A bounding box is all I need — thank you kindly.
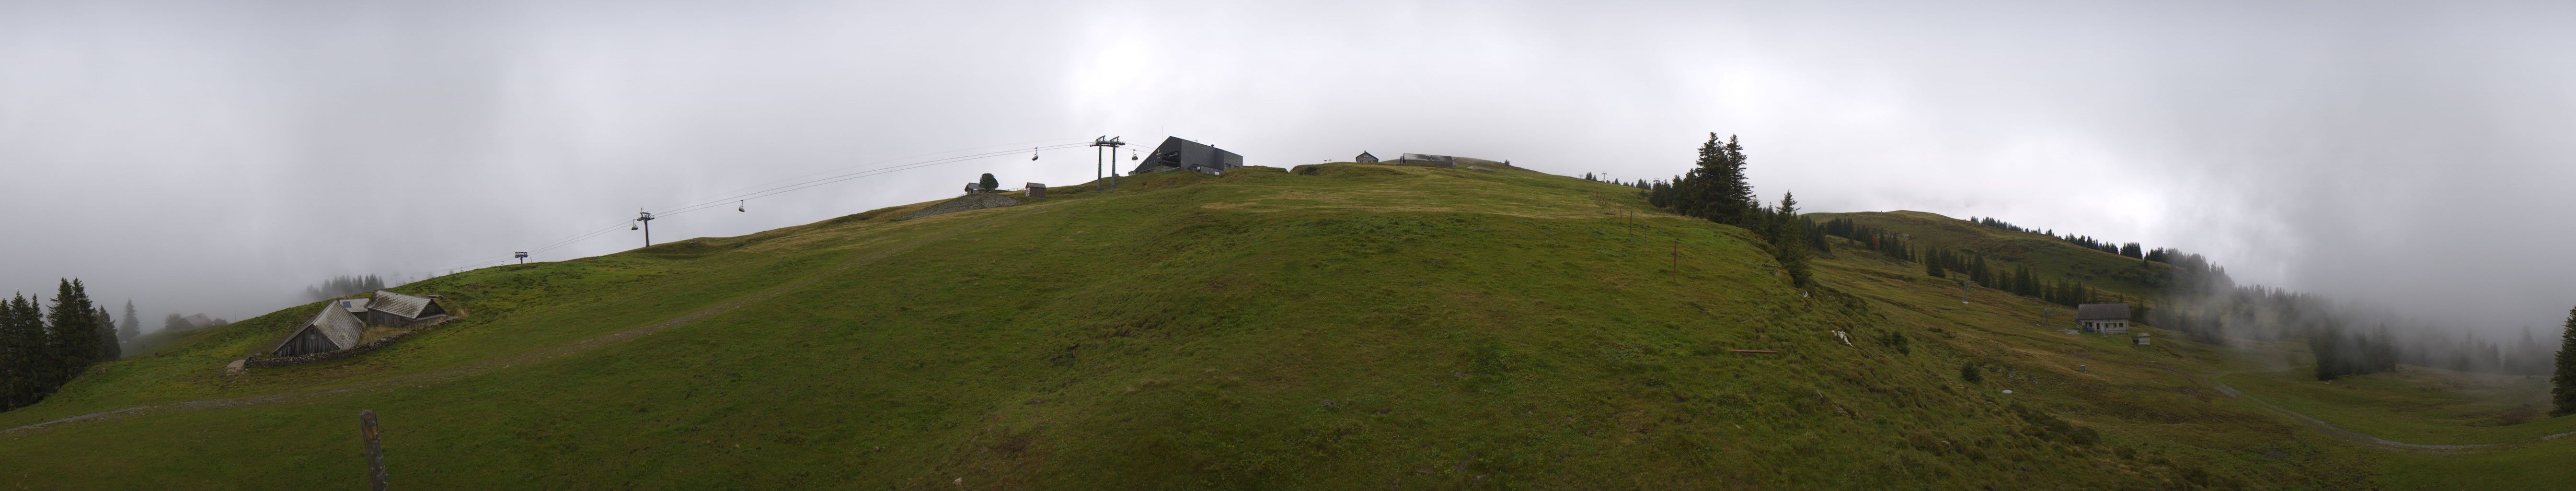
[1807,210,2175,300]
[0,163,2506,489]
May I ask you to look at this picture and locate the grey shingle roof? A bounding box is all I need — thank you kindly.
[273,304,366,354]
[369,291,435,319]
[2075,303,2132,321]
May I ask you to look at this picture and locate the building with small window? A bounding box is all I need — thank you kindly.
[2075,303,2131,335]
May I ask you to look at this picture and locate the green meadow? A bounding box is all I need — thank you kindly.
[0,163,2560,489]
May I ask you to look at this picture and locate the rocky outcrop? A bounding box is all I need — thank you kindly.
[896,193,1021,221]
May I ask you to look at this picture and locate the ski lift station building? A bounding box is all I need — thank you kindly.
[1131,137,1243,175]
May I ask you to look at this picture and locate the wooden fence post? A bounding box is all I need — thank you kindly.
[361,409,387,491]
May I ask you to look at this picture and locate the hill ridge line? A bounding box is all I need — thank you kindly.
[3,221,989,435]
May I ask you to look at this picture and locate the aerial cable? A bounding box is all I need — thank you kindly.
[693,137,1090,199]
[649,141,1092,219]
[396,137,1096,278]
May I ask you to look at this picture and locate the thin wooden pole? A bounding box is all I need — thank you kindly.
[361,410,387,491]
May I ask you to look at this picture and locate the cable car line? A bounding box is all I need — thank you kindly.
[398,137,1100,277]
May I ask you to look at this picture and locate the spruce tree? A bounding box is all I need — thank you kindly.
[978,173,999,192]
[93,307,119,362]
[1772,192,1811,288]
[46,279,98,385]
[1718,135,1754,225]
[0,293,35,409]
[118,300,139,344]
[2552,305,2576,416]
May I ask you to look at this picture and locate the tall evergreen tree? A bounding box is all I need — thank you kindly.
[0,293,39,409]
[93,307,119,362]
[2553,305,2576,416]
[1772,192,1811,288]
[118,300,139,344]
[978,173,999,192]
[1713,135,1754,225]
[46,279,99,386]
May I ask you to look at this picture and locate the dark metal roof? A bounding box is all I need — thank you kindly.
[1130,137,1242,174]
[2074,303,2131,321]
[369,291,437,319]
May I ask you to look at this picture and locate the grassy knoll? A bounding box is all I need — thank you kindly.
[0,162,2496,489]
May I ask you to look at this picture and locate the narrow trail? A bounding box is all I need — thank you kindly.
[2188,367,2576,451]
[4,222,986,435]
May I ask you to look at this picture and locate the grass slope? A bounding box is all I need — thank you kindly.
[1807,210,2174,300]
[0,163,2532,489]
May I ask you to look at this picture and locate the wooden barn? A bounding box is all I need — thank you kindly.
[272,300,366,356]
[2075,303,2132,335]
[1355,151,1378,163]
[267,291,449,357]
[357,291,448,327]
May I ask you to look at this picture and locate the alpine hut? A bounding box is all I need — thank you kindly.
[1130,137,1244,175]
[2074,303,2132,335]
[272,300,367,356]
[358,290,449,327]
[1354,151,1379,163]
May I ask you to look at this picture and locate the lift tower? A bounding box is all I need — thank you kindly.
[1090,136,1124,191]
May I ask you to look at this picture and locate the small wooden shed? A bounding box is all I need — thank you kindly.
[272,301,366,357]
[1025,183,1046,199]
[1355,152,1378,163]
[359,291,448,327]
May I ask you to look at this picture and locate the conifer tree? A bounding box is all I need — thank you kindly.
[0,293,38,409]
[978,173,999,192]
[118,300,139,344]
[93,307,119,362]
[1772,192,1811,288]
[46,279,99,386]
[2553,305,2576,416]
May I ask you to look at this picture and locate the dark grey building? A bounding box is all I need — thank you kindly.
[1131,137,1243,175]
[360,291,448,327]
[272,300,365,356]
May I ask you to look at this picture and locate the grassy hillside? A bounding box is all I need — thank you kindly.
[0,163,2543,489]
[1808,210,2174,300]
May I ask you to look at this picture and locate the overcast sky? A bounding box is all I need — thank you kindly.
[3,1,2570,334]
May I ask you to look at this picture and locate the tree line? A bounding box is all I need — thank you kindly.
[305,274,390,302]
[1626,134,1821,287]
[1816,216,2142,311]
[1,279,120,411]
